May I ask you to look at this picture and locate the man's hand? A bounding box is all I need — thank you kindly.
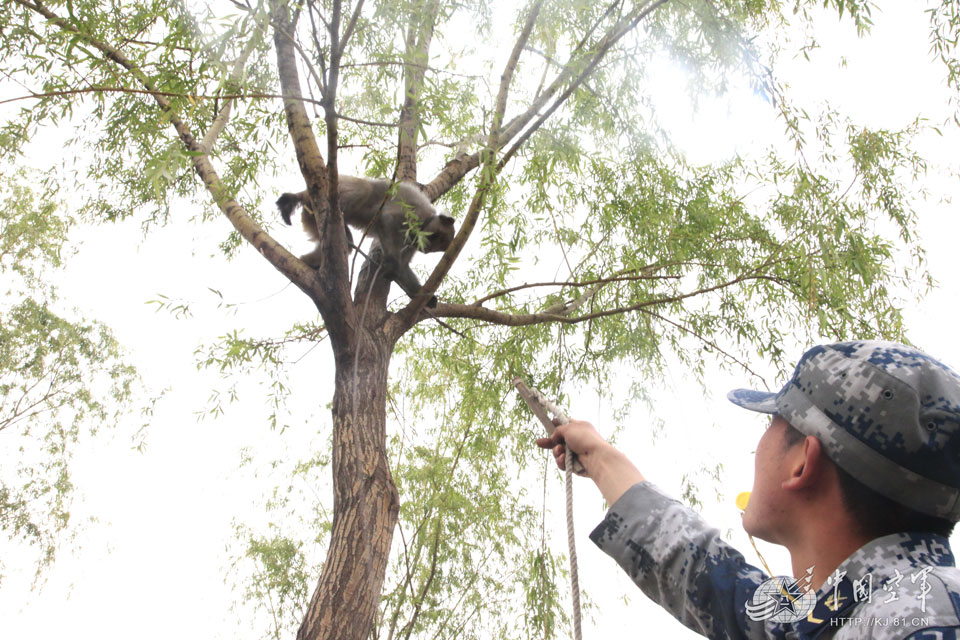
[535,419,607,473]
[535,418,646,505]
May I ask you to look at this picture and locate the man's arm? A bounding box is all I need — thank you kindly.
[537,420,782,640]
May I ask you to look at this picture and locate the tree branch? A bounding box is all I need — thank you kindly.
[14,0,322,302]
[397,0,673,334]
[271,0,328,185]
[492,0,546,136]
[340,0,365,49]
[398,517,443,640]
[470,269,680,307]
[341,59,482,80]
[294,12,330,98]
[0,86,282,107]
[498,0,670,170]
[397,0,441,182]
[322,0,344,213]
[386,0,546,334]
[1,86,401,131]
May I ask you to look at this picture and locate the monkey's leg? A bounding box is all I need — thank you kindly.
[383,257,438,308]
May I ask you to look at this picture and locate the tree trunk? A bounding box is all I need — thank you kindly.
[297,331,400,640]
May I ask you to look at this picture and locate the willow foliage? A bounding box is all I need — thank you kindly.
[0,171,139,584]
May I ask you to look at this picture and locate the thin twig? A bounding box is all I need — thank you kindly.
[201,29,263,152]
[640,308,770,385]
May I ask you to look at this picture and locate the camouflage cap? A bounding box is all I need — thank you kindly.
[728,341,960,521]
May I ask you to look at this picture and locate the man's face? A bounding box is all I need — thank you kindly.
[742,415,799,543]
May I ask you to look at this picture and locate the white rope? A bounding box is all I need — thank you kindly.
[564,444,583,640]
[529,391,583,640]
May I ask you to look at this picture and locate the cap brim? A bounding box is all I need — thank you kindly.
[727,388,778,414]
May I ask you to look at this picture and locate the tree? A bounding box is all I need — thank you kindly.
[0,0,946,638]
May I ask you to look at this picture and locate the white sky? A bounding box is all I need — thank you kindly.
[3,2,960,639]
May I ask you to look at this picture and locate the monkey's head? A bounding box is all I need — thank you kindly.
[421,213,456,253]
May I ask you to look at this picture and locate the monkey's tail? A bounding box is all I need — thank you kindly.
[275,192,303,225]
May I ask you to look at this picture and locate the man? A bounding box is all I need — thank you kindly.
[537,341,960,638]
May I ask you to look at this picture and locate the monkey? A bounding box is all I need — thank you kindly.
[276,176,456,307]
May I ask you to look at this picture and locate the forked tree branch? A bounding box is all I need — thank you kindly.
[538,268,641,316]
[397,0,673,335]
[270,0,359,337]
[421,0,669,202]
[388,0,546,335]
[496,0,662,149]
[499,0,670,170]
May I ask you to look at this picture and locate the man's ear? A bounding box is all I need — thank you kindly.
[782,435,824,491]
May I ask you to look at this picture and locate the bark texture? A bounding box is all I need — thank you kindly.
[297,337,400,640]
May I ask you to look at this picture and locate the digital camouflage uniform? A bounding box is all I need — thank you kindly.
[591,341,960,639]
[591,481,960,638]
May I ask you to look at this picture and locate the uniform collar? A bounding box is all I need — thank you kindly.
[794,532,955,638]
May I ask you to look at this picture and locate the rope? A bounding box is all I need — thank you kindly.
[564,444,583,640]
[535,395,583,640]
[514,378,584,640]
